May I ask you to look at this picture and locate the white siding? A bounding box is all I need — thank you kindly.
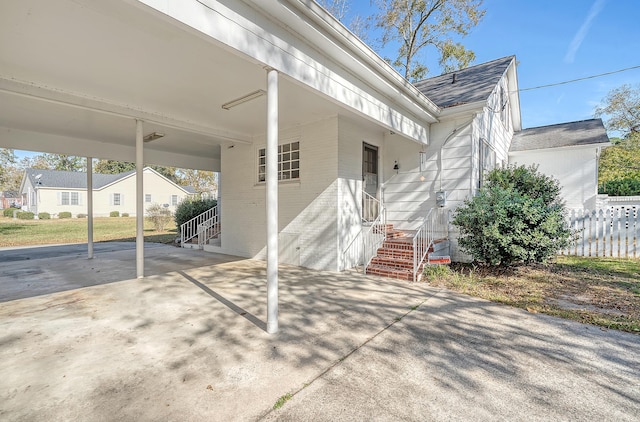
[510,146,599,209]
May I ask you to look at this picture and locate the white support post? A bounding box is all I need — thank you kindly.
[136,119,144,278]
[87,156,94,259]
[266,67,279,334]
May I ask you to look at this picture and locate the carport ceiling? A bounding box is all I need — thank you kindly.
[0,0,347,167]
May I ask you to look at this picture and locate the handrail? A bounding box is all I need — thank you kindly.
[197,214,220,249]
[342,205,387,272]
[412,208,449,282]
[363,208,387,272]
[180,206,217,248]
[362,190,381,223]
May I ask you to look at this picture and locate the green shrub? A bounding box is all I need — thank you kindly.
[146,203,173,232]
[122,213,130,217]
[452,165,572,266]
[110,211,120,217]
[77,213,87,218]
[3,208,19,217]
[174,197,217,229]
[58,212,72,219]
[599,177,640,196]
[38,212,51,220]
[16,211,35,220]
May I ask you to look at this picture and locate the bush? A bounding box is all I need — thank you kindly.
[146,203,173,232]
[58,212,72,219]
[110,211,120,217]
[38,212,51,220]
[16,211,35,220]
[174,198,217,229]
[77,213,87,218]
[452,165,572,266]
[122,213,130,217]
[3,208,19,217]
[599,178,640,196]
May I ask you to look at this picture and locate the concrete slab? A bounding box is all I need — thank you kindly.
[0,244,639,421]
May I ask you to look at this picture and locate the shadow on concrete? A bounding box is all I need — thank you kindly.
[0,243,244,303]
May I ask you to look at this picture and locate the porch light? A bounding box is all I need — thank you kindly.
[143,132,165,142]
[221,89,266,110]
[393,161,399,174]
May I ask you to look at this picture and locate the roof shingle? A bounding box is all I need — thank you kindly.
[510,119,610,152]
[414,56,515,108]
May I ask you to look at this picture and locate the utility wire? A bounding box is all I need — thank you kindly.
[519,65,640,92]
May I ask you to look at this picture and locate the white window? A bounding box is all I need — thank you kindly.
[71,192,79,206]
[258,141,300,182]
[113,193,121,206]
[145,194,152,203]
[61,192,70,205]
[171,195,178,206]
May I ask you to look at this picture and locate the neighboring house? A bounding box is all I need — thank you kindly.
[1,191,23,209]
[509,119,611,210]
[20,167,195,217]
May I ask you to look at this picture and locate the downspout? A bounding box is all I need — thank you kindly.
[439,118,476,191]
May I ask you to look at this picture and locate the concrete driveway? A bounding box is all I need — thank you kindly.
[1,244,639,421]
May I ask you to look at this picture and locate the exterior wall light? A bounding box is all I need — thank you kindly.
[393,161,399,174]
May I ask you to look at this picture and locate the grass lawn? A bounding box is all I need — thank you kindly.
[0,216,178,247]
[424,256,640,334]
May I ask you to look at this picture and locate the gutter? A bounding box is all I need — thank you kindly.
[273,0,441,122]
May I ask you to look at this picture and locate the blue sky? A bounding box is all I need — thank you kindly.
[349,0,640,133]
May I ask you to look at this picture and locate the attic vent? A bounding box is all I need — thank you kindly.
[452,73,457,84]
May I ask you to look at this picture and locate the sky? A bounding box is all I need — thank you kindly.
[13,0,640,160]
[347,0,640,134]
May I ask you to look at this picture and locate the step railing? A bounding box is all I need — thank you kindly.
[362,190,381,223]
[363,208,387,273]
[412,208,449,282]
[180,206,218,248]
[197,213,220,249]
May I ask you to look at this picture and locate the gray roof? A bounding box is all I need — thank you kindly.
[25,168,135,189]
[414,56,515,108]
[510,119,610,152]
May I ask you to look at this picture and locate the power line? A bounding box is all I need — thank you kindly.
[519,65,640,92]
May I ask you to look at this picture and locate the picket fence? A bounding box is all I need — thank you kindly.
[561,207,639,258]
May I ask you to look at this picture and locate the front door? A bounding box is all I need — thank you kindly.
[362,143,379,221]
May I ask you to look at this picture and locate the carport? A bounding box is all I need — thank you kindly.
[0,0,438,332]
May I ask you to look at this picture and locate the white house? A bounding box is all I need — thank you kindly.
[20,167,195,217]
[0,1,610,329]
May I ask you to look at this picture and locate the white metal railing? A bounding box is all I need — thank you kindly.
[362,190,381,223]
[180,206,218,248]
[196,213,220,250]
[363,209,387,272]
[342,230,364,270]
[412,208,449,282]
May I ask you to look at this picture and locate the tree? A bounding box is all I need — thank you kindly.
[452,165,572,266]
[317,0,370,41]
[595,84,640,195]
[178,169,217,195]
[598,132,640,195]
[42,154,84,171]
[595,84,640,137]
[94,159,136,174]
[373,0,485,80]
[0,148,16,188]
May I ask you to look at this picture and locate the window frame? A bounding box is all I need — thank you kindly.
[113,193,121,206]
[257,140,300,183]
[61,192,70,206]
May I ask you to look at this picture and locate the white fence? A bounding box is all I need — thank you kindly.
[562,208,640,258]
